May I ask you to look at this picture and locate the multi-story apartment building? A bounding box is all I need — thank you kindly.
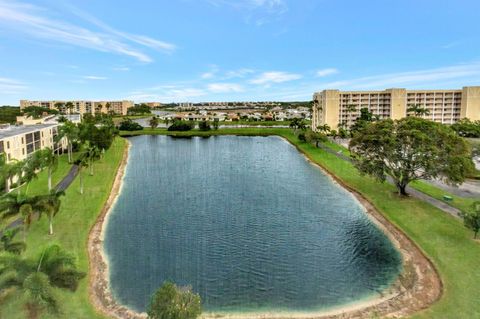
[312,86,480,131]
[19,100,134,116]
[0,124,66,163]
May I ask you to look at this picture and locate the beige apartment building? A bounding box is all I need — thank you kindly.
[0,124,66,163]
[20,100,134,116]
[312,86,480,131]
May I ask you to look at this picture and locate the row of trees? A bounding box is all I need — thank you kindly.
[0,115,118,317]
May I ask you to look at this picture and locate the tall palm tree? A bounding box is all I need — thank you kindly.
[22,152,43,195]
[57,121,78,163]
[65,101,74,115]
[19,203,33,242]
[85,144,100,176]
[149,116,159,129]
[407,104,430,117]
[346,104,357,127]
[75,154,89,195]
[35,191,63,235]
[36,148,58,192]
[0,153,11,192]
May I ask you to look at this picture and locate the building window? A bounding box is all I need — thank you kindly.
[7,153,10,161]
[0,141,3,153]
[26,143,34,154]
[22,149,25,155]
[6,141,9,149]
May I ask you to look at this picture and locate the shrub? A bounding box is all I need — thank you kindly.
[118,119,143,131]
[148,282,202,319]
[167,120,194,131]
[198,120,211,131]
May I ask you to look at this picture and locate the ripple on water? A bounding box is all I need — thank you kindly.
[104,135,402,313]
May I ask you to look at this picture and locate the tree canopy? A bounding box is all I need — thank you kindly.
[349,117,474,195]
[147,281,202,319]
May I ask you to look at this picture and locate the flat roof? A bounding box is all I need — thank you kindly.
[0,124,57,140]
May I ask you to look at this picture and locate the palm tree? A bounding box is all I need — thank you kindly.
[346,104,357,127]
[57,121,78,163]
[35,191,63,235]
[19,203,34,242]
[36,148,58,192]
[86,144,100,176]
[65,101,74,115]
[407,104,430,117]
[54,102,65,114]
[76,154,89,195]
[317,124,331,135]
[149,116,159,129]
[0,153,12,192]
[22,152,43,195]
[0,244,85,318]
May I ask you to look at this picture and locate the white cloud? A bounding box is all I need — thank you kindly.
[250,71,302,85]
[322,62,480,89]
[200,65,219,79]
[225,68,254,78]
[127,87,207,102]
[83,75,108,80]
[208,83,244,93]
[0,77,27,94]
[0,1,176,63]
[316,68,338,77]
[201,72,215,79]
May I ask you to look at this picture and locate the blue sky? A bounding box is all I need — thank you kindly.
[1,0,480,105]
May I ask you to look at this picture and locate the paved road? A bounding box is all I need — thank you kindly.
[1,164,79,235]
[317,143,462,219]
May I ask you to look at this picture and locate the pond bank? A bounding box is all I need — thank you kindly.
[88,133,442,319]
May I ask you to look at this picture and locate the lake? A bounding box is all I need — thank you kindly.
[104,135,401,314]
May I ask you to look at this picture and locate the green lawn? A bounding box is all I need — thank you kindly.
[122,128,480,318]
[0,154,73,230]
[323,138,477,214]
[0,138,126,319]
[3,128,479,318]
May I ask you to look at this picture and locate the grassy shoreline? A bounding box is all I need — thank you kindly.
[1,138,126,319]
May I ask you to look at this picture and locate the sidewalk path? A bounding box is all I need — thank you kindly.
[317,143,462,219]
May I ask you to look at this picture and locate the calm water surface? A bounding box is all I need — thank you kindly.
[104,135,401,313]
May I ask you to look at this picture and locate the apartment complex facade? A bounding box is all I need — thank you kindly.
[312,86,480,131]
[0,124,66,163]
[20,100,134,116]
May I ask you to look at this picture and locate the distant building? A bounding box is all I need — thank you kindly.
[16,114,82,125]
[19,100,134,116]
[312,86,480,131]
[144,102,162,108]
[0,124,66,163]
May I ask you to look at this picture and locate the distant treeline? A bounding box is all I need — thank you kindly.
[0,106,21,124]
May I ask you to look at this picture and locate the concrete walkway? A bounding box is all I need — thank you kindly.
[317,143,462,219]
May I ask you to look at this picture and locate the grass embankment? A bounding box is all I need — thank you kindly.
[0,138,126,319]
[121,128,480,318]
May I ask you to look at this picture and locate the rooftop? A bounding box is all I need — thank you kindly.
[0,124,57,140]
